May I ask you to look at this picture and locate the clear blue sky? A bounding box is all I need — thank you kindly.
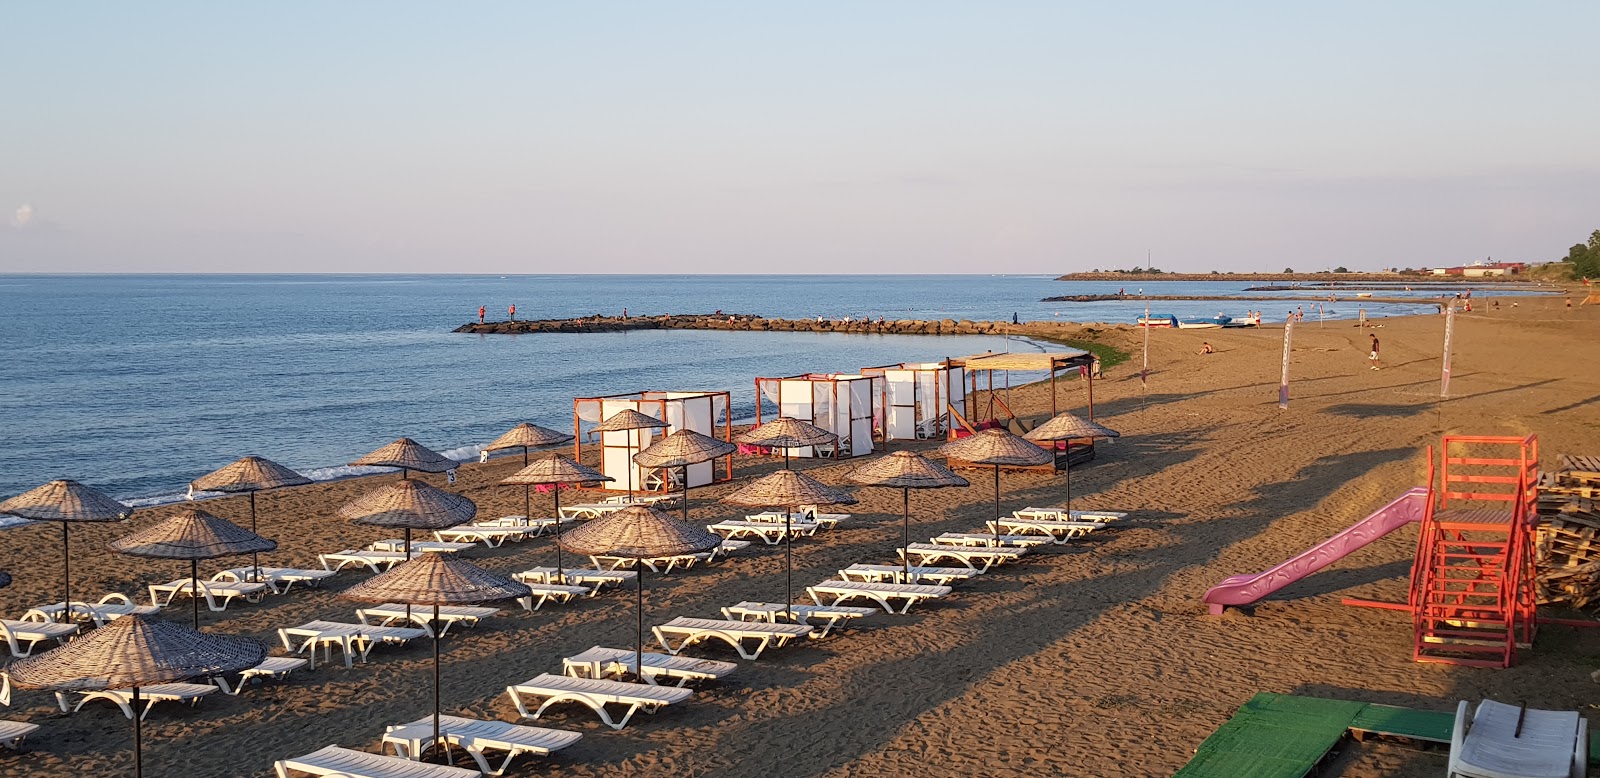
[4,2,1597,273]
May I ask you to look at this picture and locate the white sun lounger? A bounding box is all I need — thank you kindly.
[557,503,625,520]
[357,604,500,637]
[932,532,1051,548]
[476,515,559,533]
[23,594,161,627]
[590,552,710,574]
[320,550,416,574]
[212,656,310,695]
[382,715,581,776]
[720,601,878,639]
[517,583,591,611]
[708,539,751,561]
[707,520,819,545]
[807,580,952,614]
[652,617,812,660]
[148,578,270,611]
[279,620,430,669]
[368,539,474,555]
[798,505,851,527]
[514,567,636,594]
[0,720,39,750]
[506,673,692,730]
[57,682,218,720]
[275,744,480,778]
[433,526,528,547]
[213,566,338,594]
[1449,699,1587,778]
[985,518,1101,544]
[563,645,738,687]
[744,510,843,530]
[840,564,981,586]
[900,542,1025,572]
[1014,507,1127,524]
[1,618,78,658]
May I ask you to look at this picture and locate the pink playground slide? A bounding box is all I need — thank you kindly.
[1203,487,1429,615]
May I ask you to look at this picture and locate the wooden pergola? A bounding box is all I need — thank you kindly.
[945,350,1098,470]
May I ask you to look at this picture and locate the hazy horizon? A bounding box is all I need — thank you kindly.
[5,3,1598,275]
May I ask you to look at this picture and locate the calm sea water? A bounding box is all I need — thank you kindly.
[0,274,1471,505]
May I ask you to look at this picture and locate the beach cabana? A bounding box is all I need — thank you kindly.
[753,373,880,458]
[573,391,733,494]
[857,362,966,442]
[946,351,1099,464]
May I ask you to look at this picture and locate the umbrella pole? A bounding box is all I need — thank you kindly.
[903,487,911,578]
[636,566,645,682]
[133,686,143,778]
[249,490,260,581]
[785,506,794,622]
[1065,460,1073,512]
[993,465,1002,543]
[523,446,529,467]
[191,558,200,630]
[524,485,531,524]
[432,603,442,763]
[553,489,563,577]
[61,523,71,624]
[405,528,413,622]
[681,465,690,523]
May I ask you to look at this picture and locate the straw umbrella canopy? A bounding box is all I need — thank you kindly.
[110,507,277,629]
[0,479,131,623]
[339,479,476,621]
[633,429,737,522]
[722,470,856,620]
[847,452,969,576]
[7,614,266,778]
[486,422,573,466]
[340,553,529,762]
[592,410,668,501]
[940,429,1054,542]
[1024,413,1121,511]
[735,417,839,468]
[352,437,455,479]
[558,506,721,677]
[501,455,612,573]
[189,456,310,580]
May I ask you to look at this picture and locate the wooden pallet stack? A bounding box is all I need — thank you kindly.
[1535,455,1600,607]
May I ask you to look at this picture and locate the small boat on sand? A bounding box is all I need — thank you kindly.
[1137,314,1177,328]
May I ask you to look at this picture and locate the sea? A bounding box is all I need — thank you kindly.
[0,273,1504,509]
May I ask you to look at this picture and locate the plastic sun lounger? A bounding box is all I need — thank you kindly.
[148,578,270,611]
[590,552,710,574]
[432,526,529,547]
[517,583,590,611]
[57,682,218,720]
[279,621,429,669]
[382,715,581,776]
[1014,507,1127,524]
[563,646,738,687]
[513,567,636,594]
[557,503,622,520]
[720,602,878,639]
[839,564,982,587]
[708,539,751,561]
[932,532,1051,549]
[506,673,692,730]
[985,518,1101,544]
[651,617,812,660]
[477,515,559,533]
[707,520,818,545]
[320,550,415,573]
[1449,699,1587,778]
[0,720,39,750]
[1,618,78,658]
[275,744,480,778]
[797,506,851,527]
[212,656,310,695]
[213,566,338,594]
[807,580,952,614]
[23,594,161,627]
[745,510,842,530]
[899,542,1025,572]
[356,604,500,637]
[368,539,474,555]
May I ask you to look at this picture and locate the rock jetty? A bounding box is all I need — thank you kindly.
[455,313,1118,340]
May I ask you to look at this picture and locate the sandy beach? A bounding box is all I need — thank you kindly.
[3,298,1598,777]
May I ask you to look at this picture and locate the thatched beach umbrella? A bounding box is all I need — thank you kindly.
[1024,413,1121,511]
[110,507,277,629]
[486,423,573,466]
[735,417,838,469]
[633,429,737,523]
[847,452,969,576]
[7,615,266,778]
[501,456,612,574]
[189,456,310,581]
[352,437,455,479]
[339,479,476,621]
[592,410,668,502]
[340,553,528,763]
[940,429,1054,542]
[0,480,131,623]
[723,470,856,620]
[558,506,721,676]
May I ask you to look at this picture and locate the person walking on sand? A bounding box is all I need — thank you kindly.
[1368,334,1381,370]
[509,303,516,322]
[478,305,485,324]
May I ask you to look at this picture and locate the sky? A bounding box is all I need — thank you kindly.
[3,2,1598,274]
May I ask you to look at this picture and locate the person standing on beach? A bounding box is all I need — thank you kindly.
[478,305,485,323]
[1368,334,1380,370]
[509,303,516,322]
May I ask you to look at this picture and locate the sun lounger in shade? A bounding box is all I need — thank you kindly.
[505,673,692,730]
[1,618,78,658]
[708,539,751,561]
[356,604,500,637]
[433,525,529,547]
[806,580,951,614]
[212,566,337,594]
[57,682,218,720]
[1449,699,1587,778]
[745,510,843,530]
[1014,507,1126,524]
[23,594,161,627]
[212,656,309,695]
[319,550,415,574]
[0,720,39,750]
[839,563,981,587]
[382,714,581,776]
[517,583,590,612]
[706,520,818,545]
[275,744,480,778]
[932,532,1050,549]
[899,542,1024,572]
[279,620,429,669]
[368,539,473,555]
[513,567,635,594]
[148,578,269,611]
[652,617,811,660]
[590,552,710,574]
[985,518,1101,544]
[720,601,877,639]
[563,645,737,687]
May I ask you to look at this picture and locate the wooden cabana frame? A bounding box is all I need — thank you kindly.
[753,373,883,459]
[573,391,734,493]
[945,350,1098,471]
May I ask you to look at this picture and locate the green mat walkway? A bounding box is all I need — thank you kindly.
[1172,692,1598,777]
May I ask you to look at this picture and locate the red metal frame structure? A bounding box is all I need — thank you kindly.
[572,391,734,493]
[946,351,1097,437]
[752,373,882,458]
[1410,434,1539,668]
